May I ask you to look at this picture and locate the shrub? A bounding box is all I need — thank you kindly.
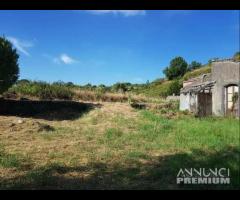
[9,80,74,100]
[167,79,182,96]
[188,61,202,71]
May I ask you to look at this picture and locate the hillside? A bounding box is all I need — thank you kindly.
[135,64,212,98]
[182,64,211,81]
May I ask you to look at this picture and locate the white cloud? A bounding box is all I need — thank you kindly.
[87,10,146,17]
[53,54,78,65]
[7,36,33,56]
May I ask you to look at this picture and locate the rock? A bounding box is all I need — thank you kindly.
[9,123,16,127]
[17,119,24,124]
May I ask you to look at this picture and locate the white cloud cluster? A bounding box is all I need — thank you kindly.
[7,36,33,56]
[87,10,146,17]
[54,54,77,65]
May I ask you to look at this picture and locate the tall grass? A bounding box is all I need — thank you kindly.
[7,81,74,100]
[5,80,162,103]
[183,65,211,81]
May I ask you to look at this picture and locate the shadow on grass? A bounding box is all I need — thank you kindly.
[0,99,101,121]
[0,146,239,190]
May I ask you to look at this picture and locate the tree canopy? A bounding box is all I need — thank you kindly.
[188,61,202,71]
[163,57,188,80]
[0,36,19,94]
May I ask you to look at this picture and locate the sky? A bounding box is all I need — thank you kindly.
[0,10,239,86]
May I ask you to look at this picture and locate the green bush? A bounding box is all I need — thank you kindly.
[167,79,182,96]
[9,80,74,100]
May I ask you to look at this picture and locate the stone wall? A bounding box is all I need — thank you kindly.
[212,61,240,116]
[180,93,197,112]
[166,95,180,101]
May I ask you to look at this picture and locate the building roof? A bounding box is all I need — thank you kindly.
[181,73,215,94]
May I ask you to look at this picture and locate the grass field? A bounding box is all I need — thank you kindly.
[0,100,239,189]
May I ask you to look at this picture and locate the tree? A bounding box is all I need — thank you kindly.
[112,82,128,93]
[188,61,202,71]
[163,57,188,80]
[0,37,19,94]
[167,79,182,96]
[66,82,74,87]
[233,52,240,62]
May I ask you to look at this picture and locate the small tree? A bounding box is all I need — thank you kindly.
[0,37,19,94]
[66,82,74,87]
[188,61,202,71]
[163,57,188,80]
[167,79,182,96]
[112,82,128,93]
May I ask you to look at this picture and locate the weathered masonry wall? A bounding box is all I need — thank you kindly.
[212,61,240,116]
[180,93,190,110]
[180,93,197,112]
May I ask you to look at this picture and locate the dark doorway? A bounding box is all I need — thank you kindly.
[197,93,212,117]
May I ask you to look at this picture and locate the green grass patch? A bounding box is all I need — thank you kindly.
[183,64,211,81]
[104,128,123,140]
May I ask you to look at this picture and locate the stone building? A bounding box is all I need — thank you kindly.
[180,59,240,117]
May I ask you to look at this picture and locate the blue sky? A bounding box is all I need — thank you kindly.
[0,10,239,85]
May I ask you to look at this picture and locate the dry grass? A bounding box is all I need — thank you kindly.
[0,100,239,189]
[73,89,151,103]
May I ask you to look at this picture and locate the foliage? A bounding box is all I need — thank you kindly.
[183,65,211,81]
[112,82,128,93]
[188,61,202,71]
[151,78,165,85]
[233,52,240,62]
[9,80,74,100]
[163,57,188,80]
[0,36,19,94]
[167,79,182,96]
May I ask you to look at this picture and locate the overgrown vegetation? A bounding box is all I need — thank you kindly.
[183,64,211,81]
[7,81,74,100]
[0,104,239,189]
[233,51,240,62]
[4,52,238,100]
